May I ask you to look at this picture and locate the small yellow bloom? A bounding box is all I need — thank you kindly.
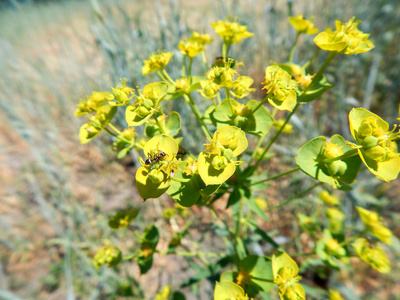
[318,190,340,206]
[189,31,214,45]
[262,66,298,111]
[314,17,374,55]
[324,142,344,159]
[356,206,393,245]
[273,119,293,133]
[211,20,254,44]
[178,39,205,58]
[207,66,237,87]
[289,15,318,35]
[352,238,391,273]
[142,51,174,75]
[329,289,345,300]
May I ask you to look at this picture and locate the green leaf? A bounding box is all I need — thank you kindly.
[247,221,281,250]
[141,224,159,248]
[117,146,132,159]
[298,75,333,103]
[241,186,269,221]
[166,169,200,207]
[165,112,181,137]
[242,100,274,136]
[137,254,153,275]
[295,135,362,187]
[241,255,275,294]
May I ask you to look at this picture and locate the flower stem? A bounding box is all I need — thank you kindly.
[188,58,193,77]
[225,87,234,115]
[250,167,301,186]
[162,69,176,85]
[267,182,323,212]
[288,32,300,63]
[184,93,211,139]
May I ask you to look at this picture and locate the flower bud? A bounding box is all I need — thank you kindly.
[211,155,228,170]
[328,160,347,176]
[148,169,164,183]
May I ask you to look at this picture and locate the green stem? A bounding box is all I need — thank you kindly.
[304,52,337,93]
[253,103,300,170]
[250,94,269,115]
[156,250,225,257]
[162,69,175,85]
[184,93,211,139]
[225,87,234,114]
[267,182,323,212]
[188,58,193,77]
[182,56,186,77]
[250,167,300,186]
[107,123,122,135]
[288,32,300,63]
[339,230,368,247]
[104,127,118,137]
[153,114,166,134]
[201,51,209,69]
[157,70,168,83]
[303,48,321,69]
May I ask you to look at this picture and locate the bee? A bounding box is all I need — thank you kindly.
[145,151,167,165]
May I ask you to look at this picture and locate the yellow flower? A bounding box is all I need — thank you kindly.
[352,238,390,273]
[207,66,237,87]
[262,66,298,111]
[272,252,305,300]
[198,126,247,185]
[199,80,220,99]
[142,51,174,75]
[135,135,179,200]
[230,76,255,99]
[318,190,340,206]
[314,17,374,55]
[329,289,345,300]
[211,20,254,44]
[289,15,318,35]
[178,39,205,58]
[356,206,393,245]
[189,31,214,45]
[75,91,113,116]
[326,207,345,234]
[349,108,400,182]
[273,119,293,133]
[110,78,134,106]
[93,245,121,268]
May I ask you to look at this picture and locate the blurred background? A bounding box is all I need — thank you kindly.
[0,0,399,299]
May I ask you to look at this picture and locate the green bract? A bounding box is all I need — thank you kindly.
[272,252,305,300]
[198,126,248,185]
[214,281,249,300]
[220,255,274,297]
[125,82,169,126]
[316,229,347,269]
[79,104,117,144]
[136,135,179,200]
[349,108,400,182]
[296,134,362,188]
[210,99,274,136]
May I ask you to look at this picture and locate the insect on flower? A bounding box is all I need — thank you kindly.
[145,150,167,165]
